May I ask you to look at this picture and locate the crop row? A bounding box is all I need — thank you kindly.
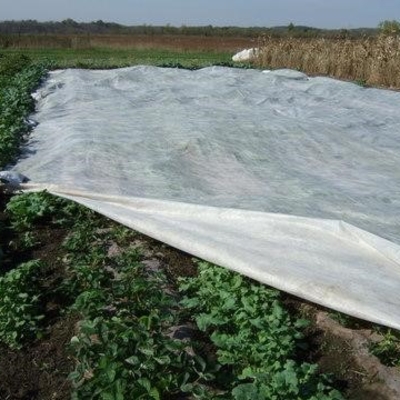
[0,53,46,168]
[179,262,344,399]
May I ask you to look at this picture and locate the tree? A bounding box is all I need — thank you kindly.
[378,20,400,35]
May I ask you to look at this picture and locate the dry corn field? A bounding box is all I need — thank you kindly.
[256,35,400,89]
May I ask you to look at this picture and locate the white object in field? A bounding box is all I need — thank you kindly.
[0,171,29,188]
[232,48,259,62]
[15,66,400,330]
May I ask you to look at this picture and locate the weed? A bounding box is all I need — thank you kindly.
[370,328,400,367]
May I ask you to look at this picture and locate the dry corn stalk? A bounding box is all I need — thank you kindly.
[256,35,400,89]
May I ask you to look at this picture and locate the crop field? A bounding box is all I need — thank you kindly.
[0,47,400,400]
[256,35,400,89]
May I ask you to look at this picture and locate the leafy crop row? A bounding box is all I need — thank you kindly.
[1,191,216,397]
[59,210,214,399]
[0,192,92,349]
[0,53,46,168]
[179,262,344,400]
[0,51,348,399]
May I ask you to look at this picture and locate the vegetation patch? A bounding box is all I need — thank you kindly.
[0,259,45,348]
[0,53,46,167]
[370,329,400,368]
[179,262,344,399]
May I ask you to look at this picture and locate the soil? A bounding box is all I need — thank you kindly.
[0,315,78,400]
[282,296,400,400]
[1,191,400,399]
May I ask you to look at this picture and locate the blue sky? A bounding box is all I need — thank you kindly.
[0,0,399,29]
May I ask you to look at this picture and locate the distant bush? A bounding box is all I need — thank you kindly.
[378,20,400,36]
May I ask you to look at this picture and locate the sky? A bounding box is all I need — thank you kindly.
[0,0,399,29]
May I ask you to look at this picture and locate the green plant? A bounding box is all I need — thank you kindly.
[18,230,39,249]
[354,78,367,87]
[69,314,210,399]
[0,53,32,86]
[6,191,91,231]
[61,213,214,398]
[370,329,400,367]
[0,55,47,168]
[232,362,343,400]
[0,260,45,349]
[179,261,344,399]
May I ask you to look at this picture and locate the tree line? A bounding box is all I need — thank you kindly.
[0,19,383,38]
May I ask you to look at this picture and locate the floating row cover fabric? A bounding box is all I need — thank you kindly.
[14,66,400,329]
[232,48,259,62]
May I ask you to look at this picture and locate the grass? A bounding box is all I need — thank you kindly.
[179,262,344,399]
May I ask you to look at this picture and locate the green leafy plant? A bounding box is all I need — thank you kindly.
[0,55,47,168]
[6,191,91,231]
[62,213,214,399]
[370,329,400,367]
[69,314,209,400]
[0,260,45,349]
[179,261,344,399]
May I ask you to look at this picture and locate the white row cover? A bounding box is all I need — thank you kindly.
[14,66,400,329]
